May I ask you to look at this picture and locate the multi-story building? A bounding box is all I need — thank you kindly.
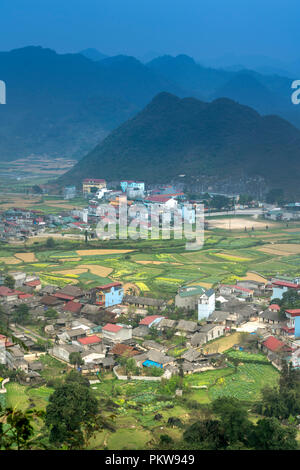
[82,178,106,194]
[91,282,124,308]
[198,289,216,320]
[175,285,206,310]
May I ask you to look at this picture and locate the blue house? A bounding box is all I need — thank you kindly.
[92,282,124,308]
[271,280,300,300]
[120,180,145,193]
[285,309,300,338]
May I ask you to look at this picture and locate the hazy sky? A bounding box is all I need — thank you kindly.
[1,0,299,62]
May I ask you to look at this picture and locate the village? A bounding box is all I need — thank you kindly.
[1,262,300,385]
[1,176,300,449]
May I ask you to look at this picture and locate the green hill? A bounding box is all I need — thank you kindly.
[60,92,300,196]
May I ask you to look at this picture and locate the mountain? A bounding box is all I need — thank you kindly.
[60,92,300,196]
[79,48,108,61]
[0,47,184,161]
[147,55,299,127]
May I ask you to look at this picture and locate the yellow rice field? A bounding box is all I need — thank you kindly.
[76,249,134,256]
[14,252,37,262]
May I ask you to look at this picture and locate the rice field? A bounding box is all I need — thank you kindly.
[0,216,299,297]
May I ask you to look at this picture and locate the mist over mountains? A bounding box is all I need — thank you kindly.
[0,46,299,164]
[60,92,300,196]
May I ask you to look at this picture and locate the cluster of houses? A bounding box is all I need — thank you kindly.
[1,264,300,382]
[0,208,46,242]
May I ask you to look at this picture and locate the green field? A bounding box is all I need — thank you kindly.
[1,217,300,297]
[4,350,280,449]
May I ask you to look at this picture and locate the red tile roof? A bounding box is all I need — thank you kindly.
[83,178,106,183]
[96,282,122,290]
[18,293,33,299]
[25,280,41,287]
[139,315,164,326]
[263,336,291,352]
[285,309,300,317]
[78,335,102,345]
[54,293,75,301]
[0,286,14,296]
[63,301,83,314]
[102,323,123,333]
[269,304,280,311]
[110,343,138,356]
[272,280,300,289]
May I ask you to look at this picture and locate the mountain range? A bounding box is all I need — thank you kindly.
[0,46,299,162]
[59,92,300,196]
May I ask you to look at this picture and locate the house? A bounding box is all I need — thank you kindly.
[132,325,149,339]
[123,295,166,310]
[134,350,174,369]
[198,289,216,320]
[139,315,165,329]
[110,343,139,358]
[190,324,225,347]
[175,285,206,310]
[199,324,225,342]
[120,180,145,193]
[102,323,132,342]
[285,309,300,337]
[1,345,28,372]
[259,309,281,325]
[271,280,300,300]
[91,282,124,308]
[51,344,82,363]
[41,295,63,307]
[176,319,199,336]
[59,328,87,342]
[77,335,102,349]
[0,286,19,302]
[155,318,177,331]
[261,336,292,357]
[82,178,106,194]
[63,301,83,315]
[142,340,166,353]
[24,279,41,292]
[181,348,203,363]
[58,285,85,299]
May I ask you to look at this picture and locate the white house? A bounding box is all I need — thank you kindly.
[198,289,215,320]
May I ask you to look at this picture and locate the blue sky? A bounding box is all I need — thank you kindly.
[0,0,299,61]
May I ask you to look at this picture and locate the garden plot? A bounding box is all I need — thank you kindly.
[76,249,134,256]
[15,252,37,262]
[257,243,300,256]
[0,257,22,264]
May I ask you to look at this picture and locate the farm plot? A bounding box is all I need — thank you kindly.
[15,252,37,262]
[209,362,279,402]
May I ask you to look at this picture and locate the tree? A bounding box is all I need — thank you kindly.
[45,374,99,449]
[13,303,30,325]
[249,417,298,450]
[4,275,15,289]
[212,397,253,446]
[0,406,43,450]
[69,352,84,369]
[265,188,284,204]
[45,237,55,248]
[183,419,227,450]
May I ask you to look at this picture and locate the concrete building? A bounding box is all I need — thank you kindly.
[102,323,132,342]
[82,178,106,194]
[91,282,124,308]
[198,289,215,320]
[175,285,206,310]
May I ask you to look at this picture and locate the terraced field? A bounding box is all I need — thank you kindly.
[0,217,300,297]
